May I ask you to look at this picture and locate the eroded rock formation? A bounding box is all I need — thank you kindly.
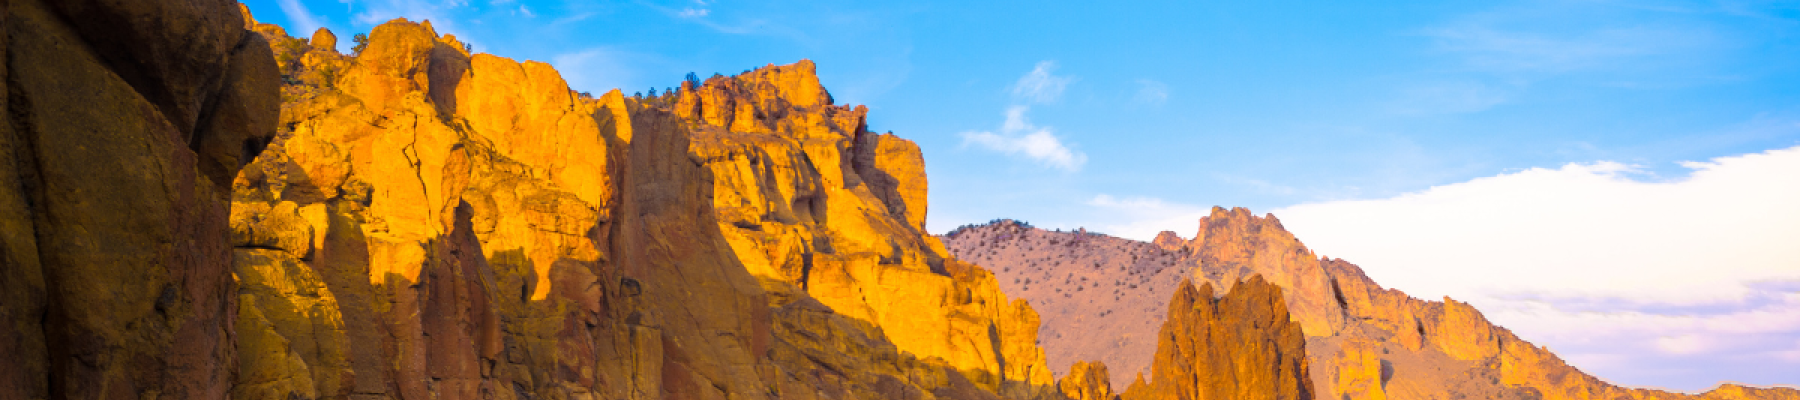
[0,0,278,399]
[1119,276,1314,400]
[227,15,1055,400]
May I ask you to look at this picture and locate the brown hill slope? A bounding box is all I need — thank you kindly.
[945,207,1800,400]
[945,221,1189,391]
[228,15,1059,400]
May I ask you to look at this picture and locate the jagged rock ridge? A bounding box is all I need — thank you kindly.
[228,14,1060,400]
[946,207,1800,400]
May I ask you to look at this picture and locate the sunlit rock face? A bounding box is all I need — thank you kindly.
[228,15,1059,400]
[1119,276,1315,400]
[1058,361,1116,400]
[0,0,278,399]
[949,208,1800,400]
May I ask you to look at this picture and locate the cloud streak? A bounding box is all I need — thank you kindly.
[1011,61,1072,103]
[1133,79,1168,106]
[1390,80,1513,114]
[961,106,1086,171]
[276,0,326,34]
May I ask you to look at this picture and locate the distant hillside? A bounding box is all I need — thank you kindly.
[945,220,1187,390]
[945,207,1800,400]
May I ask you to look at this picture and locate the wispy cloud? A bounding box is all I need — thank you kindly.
[634,0,808,42]
[1389,80,1514,114]
[961,106,1086,171]
[276,0,327,34]
[1274,145,1800,390]
[352,0,464,28]
[1133,79,1169,106]
[550,11,599,26]
[1011,61,1073,104]
[677,0,713,19]
[1424,8,1722,75]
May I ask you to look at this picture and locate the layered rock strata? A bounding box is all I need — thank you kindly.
[228,16,1055,400]
[947,208,1800,400]
[0,0,278,399]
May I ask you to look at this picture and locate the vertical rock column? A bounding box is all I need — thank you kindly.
[1123,276,1314,400]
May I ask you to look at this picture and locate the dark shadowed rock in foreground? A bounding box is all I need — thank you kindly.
[0,0,278,399]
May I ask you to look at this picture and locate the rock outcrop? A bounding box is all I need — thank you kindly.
[227,16,1055,400]
[0,0,278,399]
[1058,361,1116,400]
[948,207,1800,400]
[1119,276,1314,400]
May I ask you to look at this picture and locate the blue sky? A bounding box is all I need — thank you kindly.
[247,0,1800,392]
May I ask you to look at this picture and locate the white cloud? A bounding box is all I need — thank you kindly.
[550,47,635,95]
[1133,79,1169,106]
[960,106,1086,171]
[1275,146,1800,304]
[276,0,326,34]
[1086,195,1210,240]
[679,7,710,18]
[1011,61,1073,104]
[1272,145,1800,390]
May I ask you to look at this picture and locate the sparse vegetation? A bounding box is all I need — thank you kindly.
[352,33,369,54]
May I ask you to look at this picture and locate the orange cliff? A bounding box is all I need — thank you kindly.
[228,15,1060,400]
[947,207,1800,400]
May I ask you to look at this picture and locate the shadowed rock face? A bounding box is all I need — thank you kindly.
[227,15,1057,400]
[948,208,1800,400]
[1120,276,1314,400]
[0,0,278,399]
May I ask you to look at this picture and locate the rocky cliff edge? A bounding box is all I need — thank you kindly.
[227,15,1057,400]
